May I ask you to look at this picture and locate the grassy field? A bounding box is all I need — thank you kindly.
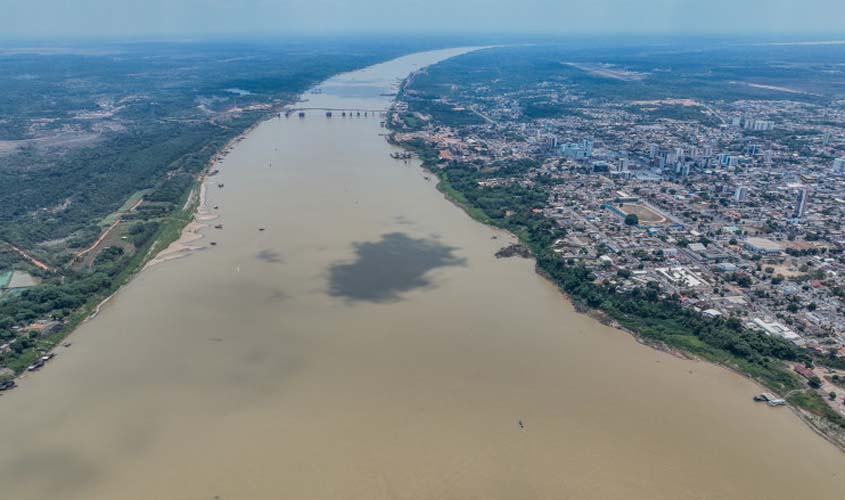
[98,189,152,227]
[788,390,845,430]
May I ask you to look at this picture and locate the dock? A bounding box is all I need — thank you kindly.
[753,393,787,407]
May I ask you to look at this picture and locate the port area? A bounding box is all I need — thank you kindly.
[754,392,787,407]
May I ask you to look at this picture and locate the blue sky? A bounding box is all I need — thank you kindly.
[4,0,845,36]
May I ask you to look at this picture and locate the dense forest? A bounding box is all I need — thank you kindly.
[0,37,466,378]
[0,38,463,250]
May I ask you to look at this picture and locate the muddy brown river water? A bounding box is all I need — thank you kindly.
[0,48,842,500]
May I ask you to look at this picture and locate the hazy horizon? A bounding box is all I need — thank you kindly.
[4,0,845,37]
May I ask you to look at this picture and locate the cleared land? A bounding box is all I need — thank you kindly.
[6,271,37,289]
[617,203,668,224]
[562,62,647,81]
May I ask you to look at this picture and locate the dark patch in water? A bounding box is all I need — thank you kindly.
[267,289,289,302]
[256,249,284,264]
[3,447,99,499]
[328,232,465,302]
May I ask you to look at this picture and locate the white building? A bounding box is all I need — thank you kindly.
[743,119,775,131]
[743,237,783,255]
[752,318,800,341]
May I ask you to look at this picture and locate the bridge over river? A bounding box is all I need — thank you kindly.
[284,106,388,115]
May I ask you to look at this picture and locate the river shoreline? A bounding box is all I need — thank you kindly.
[387,122,845,453]
[142,121,258,269]
[3,48,844,500]
[8,121,266,383]
[31,44,841,455]
[3,49,486,390]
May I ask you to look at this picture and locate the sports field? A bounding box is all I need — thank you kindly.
[617,203,668,224]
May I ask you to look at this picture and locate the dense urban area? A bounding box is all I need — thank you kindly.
[389,42,845,444]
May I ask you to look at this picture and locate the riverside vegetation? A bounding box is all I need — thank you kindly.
[390,41,845,444]
[397,132,845,445]
[0,37,461,381]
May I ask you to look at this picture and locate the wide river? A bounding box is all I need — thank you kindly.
[1,48,843,499]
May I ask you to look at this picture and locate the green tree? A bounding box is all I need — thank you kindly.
[624,214,639,226]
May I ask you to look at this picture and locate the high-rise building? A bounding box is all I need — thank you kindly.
[746,144,761,156]
[561,141,590,160]
[734,186,748,202]
[667,152,677,165]
[759,120,774,131]
[793,189,809,219]
[719,154,739,167]
[834,157,845,174]
[743,119,775,131]
[649,143,658,159]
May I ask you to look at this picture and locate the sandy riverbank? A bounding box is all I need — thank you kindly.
[142,121,260,269]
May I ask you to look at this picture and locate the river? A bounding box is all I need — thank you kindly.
[0,48,842,500]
